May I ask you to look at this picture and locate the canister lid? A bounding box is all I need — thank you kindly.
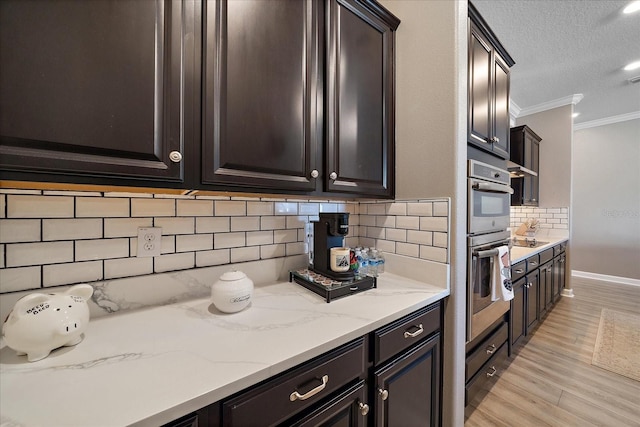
[219,270,247,281]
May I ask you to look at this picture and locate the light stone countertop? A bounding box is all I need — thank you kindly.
[0,255,449,427]
[509,233,569,264]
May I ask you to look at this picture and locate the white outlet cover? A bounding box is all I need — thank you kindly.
[137,227,162,257]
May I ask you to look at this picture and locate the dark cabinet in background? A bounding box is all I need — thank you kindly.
[553,242,567,302]
[202,0,322,192]
[467,3,514,160]
[0,0,198,186]
[325,0,399,197]
[510,125,542,206]
[510,254,540,347]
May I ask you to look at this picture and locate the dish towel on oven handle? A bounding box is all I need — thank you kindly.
[491,245,514,302]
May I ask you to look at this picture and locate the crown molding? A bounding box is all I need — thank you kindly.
[515,94,584,118]
[574,111,640,131]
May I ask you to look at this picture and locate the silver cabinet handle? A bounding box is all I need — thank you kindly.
[515,269,525,274]
[378,388,389,401]
[486,344,496,355]
[404,324,424,338]
[169,151,182,163]
[486,366,497,378]
[329,171,338,180]
[310,169,319,179]
[289,375,328,402]
[359,402,370,416]
[529,261,538,267]
[494,137,500,143]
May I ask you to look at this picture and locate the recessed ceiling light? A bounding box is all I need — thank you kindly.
[624,61,640,71]
[572,113,580,118]
[623,1,640,14]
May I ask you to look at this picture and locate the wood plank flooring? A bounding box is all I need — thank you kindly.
[465,277,640,427]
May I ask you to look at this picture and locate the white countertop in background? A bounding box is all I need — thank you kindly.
[509,234,569,264]
[1,256,449,427]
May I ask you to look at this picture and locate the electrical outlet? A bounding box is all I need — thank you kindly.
[137,227,162,257]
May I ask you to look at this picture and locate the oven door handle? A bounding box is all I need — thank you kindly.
[473,181,514,194]
[474,248,500,258]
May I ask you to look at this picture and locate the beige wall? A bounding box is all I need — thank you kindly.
[379,1,467,425]
[516,105,573,208]
[572,119,640,280]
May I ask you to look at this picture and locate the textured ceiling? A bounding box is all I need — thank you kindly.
[472,0,640,125]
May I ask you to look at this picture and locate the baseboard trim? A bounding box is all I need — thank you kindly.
[572,270,640,287]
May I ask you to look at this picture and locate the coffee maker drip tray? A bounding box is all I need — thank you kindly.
[289,268,377,303]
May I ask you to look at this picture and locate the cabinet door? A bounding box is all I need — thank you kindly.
[374,334,440,427]
[553,255,566,302]
[492,54,510,159]
[0,0,194,184]
[526,270,539,331]
[468,23,493,149]
[202,0,322,191]
[510,277,526,347]
[289,380,368,427]
[539,262,553,317]
[325,0,398,197]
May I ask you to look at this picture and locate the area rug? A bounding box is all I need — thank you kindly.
[592,308,640,382]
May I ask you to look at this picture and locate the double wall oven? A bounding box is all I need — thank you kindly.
[467,159,513,342]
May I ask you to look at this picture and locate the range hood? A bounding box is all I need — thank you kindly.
[507,161,538,177]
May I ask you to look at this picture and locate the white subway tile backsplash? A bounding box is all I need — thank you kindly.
[176,234,213,252]
[0,195,5,218]
[407,202,432,216]
[275,202,298,215]
[365,204,386,215]
[407,230,433,245]
[360,215,376,227]
[77,197,129,218]
[286,216,307,229]
[387,202,407,216]
[131,198,175,217]
[161,236,176,254]
[433,201,448,217]
[367,227,385,239]
[261,216,286,230]
[154,252,194,273]
[419,217,447,232]
[43,261,103,287]
[274,229,297,244]
[177,200,214,217]
[76,239,129,261]
[7,241,73,267]
[105,218,153,238]
[247,231,274,246]
[0,219,41,243]
[396,242,420,258]
[0,189,42,195]
[196,249,231,267]
[196,217,230,234]
[420,245,447,263]
[260,244,286,259]
[375,239,396,253]
[395,216,420,230]
[104,191,153,198]
[104,257,153,279]
[231,217,260,232]
[375,216,395,228]
[0,245,4,268]
[215,201,246,216]
[0,266,41,292]
[433,232,448,248]
[214,232,245,249]
[298,203,320,216]
[247,201,274,216]
[8,195,74,218]
[285,242,306,256]
[385,228,407,242]
[43,218,102,241]
[231,246,260,263]
[154,217,194,235]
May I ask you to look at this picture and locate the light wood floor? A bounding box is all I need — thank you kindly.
[465,276,640,427]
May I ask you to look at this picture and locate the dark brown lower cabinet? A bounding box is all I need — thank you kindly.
[290,380,368,427]
[161,404,221,427]
[510,277,526,347]
[526,269,539,331]
[373,334,441,427]
[539,261,553,318]
[553,251,566,302]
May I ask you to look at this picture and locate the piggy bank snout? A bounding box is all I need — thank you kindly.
[57,319,83,335]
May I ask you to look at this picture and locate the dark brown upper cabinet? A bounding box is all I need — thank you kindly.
[203,0,399,198]
[201,0,323,192]
[510,125,541,206]
[467,3,514,160]
[324,0,399,197]
[0,0,198,186]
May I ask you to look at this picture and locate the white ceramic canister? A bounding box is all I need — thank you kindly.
[211,270,253,313]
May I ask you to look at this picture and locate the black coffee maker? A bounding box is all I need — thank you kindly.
[311,212,354,281]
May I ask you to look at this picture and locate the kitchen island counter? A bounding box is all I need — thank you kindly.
[0,255,448,427]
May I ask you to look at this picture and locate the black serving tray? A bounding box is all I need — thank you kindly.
[290,268,377,303]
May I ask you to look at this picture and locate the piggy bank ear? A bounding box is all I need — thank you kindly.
[12,293,52,316]
[65,284,94,301]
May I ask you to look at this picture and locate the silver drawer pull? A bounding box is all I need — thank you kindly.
[529,261,538,266]
[486,344,496,355]
[514,269,525,274]
[486,366,497,378]
[378,388,389,401]
[404,324,424,338]
[289,375,328,402]
[359,402,370,416]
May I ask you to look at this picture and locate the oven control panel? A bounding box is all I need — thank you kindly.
[468,159,509,185]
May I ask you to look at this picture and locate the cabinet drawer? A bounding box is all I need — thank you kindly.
[373,303,441,365]
[222,338,366,427]
[526,254,540,271]
[465,322,508,382]
[465,342,508,406]
[540,248,553,265]
[511,260,527,281]
[554,242,567,257]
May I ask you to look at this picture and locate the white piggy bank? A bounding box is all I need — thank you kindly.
[2,284,94,362]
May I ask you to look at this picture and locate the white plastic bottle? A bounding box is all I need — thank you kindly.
[377,251,385,274]
[369,249,380,277]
